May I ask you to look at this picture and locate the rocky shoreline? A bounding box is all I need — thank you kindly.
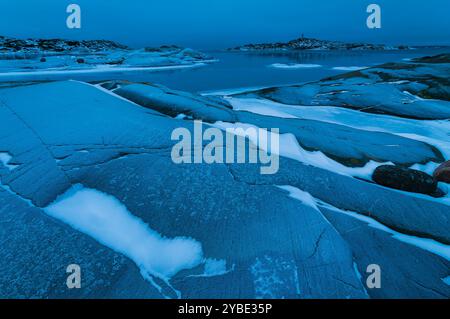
[0,52,449,299]
[0,35,214,72]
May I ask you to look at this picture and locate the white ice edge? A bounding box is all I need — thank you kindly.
[332,66,368,71]
[268,63,322,69]
[225,97,450,205]
[276,185,319,211]
[280,185,450,261]
[201,85,273,97]
[43,185,205,283]
[72,80,144,107]
[0,152,18,170]
[319,201,450,261]
[0,62,207,79]
[443,276,450,286]
[213,121,391,180]
[1,176,229,295]
[227,97,450,166]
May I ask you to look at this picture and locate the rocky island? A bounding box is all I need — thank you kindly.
[228,36,410,51]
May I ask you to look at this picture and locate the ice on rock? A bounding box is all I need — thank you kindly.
[317,201,450,261]
[0,152,17,170]
[269,63,322,69]
[44,185,204,280]
[443,276,450,286]
[276,185,319,211]
[332,66,368,71]
[214,121,391,179]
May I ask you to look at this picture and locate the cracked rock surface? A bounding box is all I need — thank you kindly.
[0,56,449,298]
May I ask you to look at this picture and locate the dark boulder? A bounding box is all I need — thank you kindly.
[372,165,437,195]
[40,57,46,62]
[76,58,85,64]
[433,161,450,183]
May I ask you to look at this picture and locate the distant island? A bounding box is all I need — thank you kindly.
[228,36,412,51]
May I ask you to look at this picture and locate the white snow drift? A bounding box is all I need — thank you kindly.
[44,185,204,280]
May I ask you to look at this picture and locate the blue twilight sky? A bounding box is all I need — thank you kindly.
[0,0,449,49]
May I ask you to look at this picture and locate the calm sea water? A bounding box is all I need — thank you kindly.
[91,48,450,93]
[6,48,449,93]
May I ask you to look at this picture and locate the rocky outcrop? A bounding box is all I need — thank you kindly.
[372,165,438,195]
[320,205,450,299]
[239,56,450,119]
[1,54,450,299]
[0,81,368,298]
[434,161,450,183]
[228,37,410,52]
[113,82,444,167]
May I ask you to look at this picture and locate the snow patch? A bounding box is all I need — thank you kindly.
[203,259,228,277]
[202,85,271,97]
[0,152,18,170]
[174,113,188,120]
[410,162,440,176]
[73,81,144,107]
[0,63,207,80]
[269,63,322,69]
[442,276,450,286]
[213,121,389,179]
[403,90,425,102]
[227,97,296,118]
[44,185,204,281]
[277,185,319,211]
[332,66,368,71]
[226,97,450,161]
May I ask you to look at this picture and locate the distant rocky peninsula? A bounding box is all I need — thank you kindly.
[228,37,411,51]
